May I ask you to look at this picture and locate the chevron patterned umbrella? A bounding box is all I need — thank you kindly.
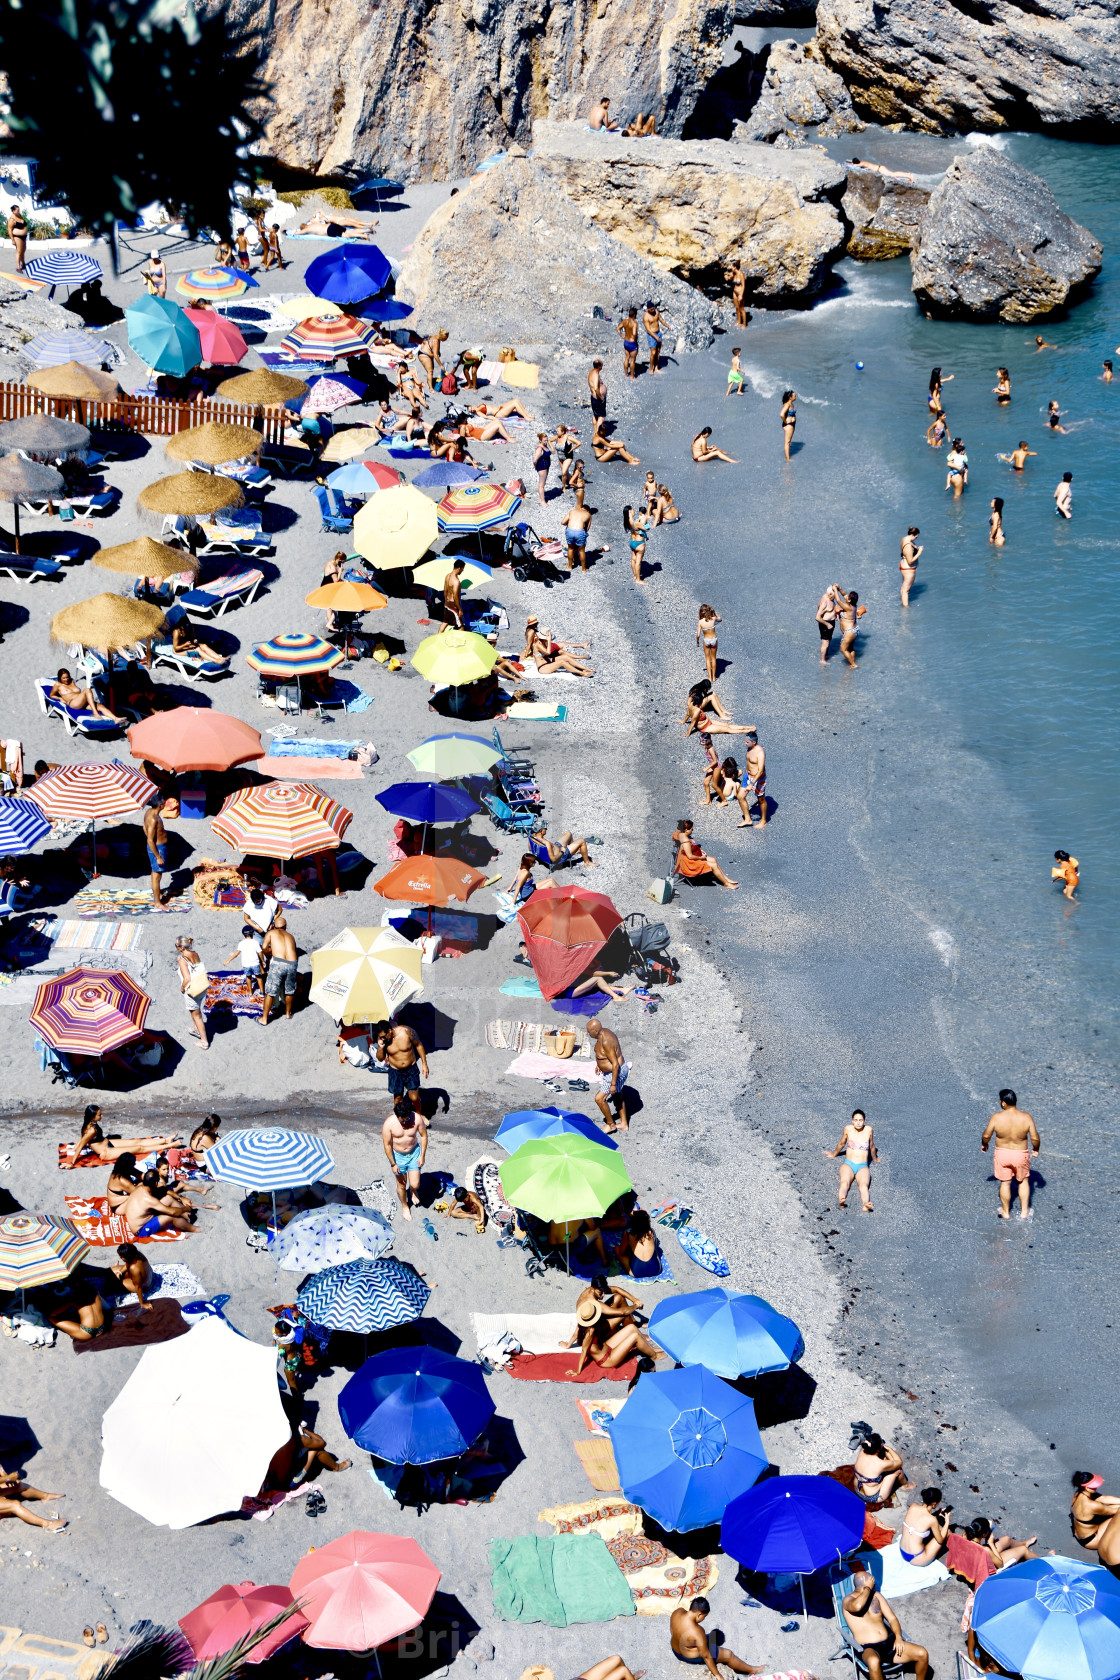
[212,782,352,860]
[0,1211,90,1290]
[203,1127,335,1192]
[274,1207,394,1274]
[296,1258,429,1333]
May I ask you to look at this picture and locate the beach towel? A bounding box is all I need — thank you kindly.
[72,1297,189,1354]
[70,884,191,917]
[577,1396,627,1438]
[104,1262,206,1304]
[507,703,567,721]
[537,1497,719,1615]
[500,974,543,998]
[852,1543,950,1597]
[267,737,364,758]
[490,1532,634,1626]
[503,361,540,389]
[471,1311,577,1356]
[509,1049,606,1082]
[64,1195,188,1244]
[476,360,506,386]
[574,1438,621,1492]
[58,1143,199,1173]
[202,968,264,1021]
[42,918,151,958]
[507,1350,637,1385]
[470,1158,516,1227]
[945,1530,997,1587]
[819,1462,897,1513]
[238,1485,306,1523]
[539,1496,642,1542]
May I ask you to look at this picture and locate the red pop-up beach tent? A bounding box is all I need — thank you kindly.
[517,883,623,1000]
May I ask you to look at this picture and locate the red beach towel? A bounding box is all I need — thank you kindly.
[506,1350,638,1384]
[946,1531,996,1586]
[64,1195,188,1245]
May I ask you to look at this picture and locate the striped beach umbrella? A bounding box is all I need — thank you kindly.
[204,1127,335,1192]
[297,1258,430,1334]
[23,327,113,370]
[274,1207,394,1274]
[324,461,400,498]
[245,630,344,682]
[212,782,352,859]
[30,965,151,1054]
[23,251,103,287]
[309,926,423,1026]
[0,1211,90,1291]
[279,315,375,359]
[26,762,158,822]
[411,556,491,592]
[437,483,521,534]
[176,267,248,300]
[276,296,345,322]
[303,377,362,415]
[0,797,52,852]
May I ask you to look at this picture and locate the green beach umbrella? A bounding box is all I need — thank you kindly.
[499,1134,632,1225]
[405,732,502,778]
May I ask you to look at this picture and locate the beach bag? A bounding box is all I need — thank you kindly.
[647,878,673,904]
[441,372,458,395]
[185,959,209,998]
[542,1028,577,1060]
[498,346,517,363]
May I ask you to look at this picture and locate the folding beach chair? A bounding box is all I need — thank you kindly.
[313,483,352,534]
[35,677,122,738]
[830,1572,910,1680]
[481,793,534,836]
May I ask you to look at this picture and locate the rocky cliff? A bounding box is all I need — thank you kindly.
[211,0,733,181]
[816,0,1120,134]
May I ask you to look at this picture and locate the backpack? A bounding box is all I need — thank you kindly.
[441,372,458,395]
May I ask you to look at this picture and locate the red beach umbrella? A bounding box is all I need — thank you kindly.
[184,309,248,366]
[517,883,623,1000]
[289,1530,440,1650]
[128,707,264,773]
[179,1581,308,1665]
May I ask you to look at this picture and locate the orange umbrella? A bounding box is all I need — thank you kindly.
[517,883,623,1000]
[305,580,387,612]
[128,708,264,773]
[373,857,485,908]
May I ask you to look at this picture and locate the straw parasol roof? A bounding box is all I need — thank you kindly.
[94,536,198,580]
[51,594,166,651]
[165,422,264,465]
[0,452,65,502]
[216,369,308,406]
[0,414,90,461]
[137,473,245,517]
[25,363,120,401]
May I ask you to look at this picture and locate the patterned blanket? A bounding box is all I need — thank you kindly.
[538,1497,719,1616]
[202,968,263,1020]
[64,1195,188,1244]
[70,884,191,918]
[485,1020,591,1056]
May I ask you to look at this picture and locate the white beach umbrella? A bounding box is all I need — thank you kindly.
[99,1316,289,1528]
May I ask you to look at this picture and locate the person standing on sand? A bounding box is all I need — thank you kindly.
[533,432,551,507]
[7,205,27,272]
[824,1108,877,1211]
[697,605,721,683]
[382,1095,427,1221]
[564,502,593,571]
[838,590,862,667]
[743,730,767,826]
[643,302,667,375]
[899,526,922,607]
[727,260,749,327]
[1052,849,1079,899]
[374,1019,429,1115]
[439,558,465,631]
[981,1088,1040,1220]
[588,359,607,426]
[176,935,208,1049]
[617,308,639,379]
[142,794,167,908]
[1054,471,1073,517]
[670,1600,763,1676]
[235,226,250,271]
[261,919,299,1025]
[588,1017,630,1133]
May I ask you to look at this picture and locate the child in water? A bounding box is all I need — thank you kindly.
[1052,851,1079,900]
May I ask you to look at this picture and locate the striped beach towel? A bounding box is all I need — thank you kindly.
[43,918,149,953]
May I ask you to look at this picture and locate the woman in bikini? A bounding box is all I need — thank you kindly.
[1071,1472,1120,1566]
[594,432,640,465]
[617,308,639,379]
[824,1108,877,1211]
[697,604,721,683]
[682,681,755,738]
[963,1518,1038,1569]
[416,329,448,390]
[570,1299,663,1374]
[106,1153,143,1210]
[898,1488,952,1566]
[708,756,753,827]
[929,366,952,416]
[65,1107,180,1168]
[780,390,797,460]
[653,483,680,524]
[993,367,1011,404]
[569,456,587,508]
[899,527,922,608]
[0,1464,66,1532]
[623,505,651,583]
[672,819,738,889]
[524,624,595,677]
[692,426,737,464]
[989,497,1005,546]
[851,1433,911,1505]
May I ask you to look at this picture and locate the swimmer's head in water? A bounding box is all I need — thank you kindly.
[999,1088,1017,1108]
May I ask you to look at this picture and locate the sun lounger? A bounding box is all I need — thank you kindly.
[179,567,264,618]
[312,483,353,534]
[35,676,122,737]
[0,553,62,582]
[195,523,270,558]
[482,793,535,835]
[217,460,273,492]
[26,490,117,518]
[150,642,230,681]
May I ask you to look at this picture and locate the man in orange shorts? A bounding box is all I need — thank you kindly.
[981,1088,1040,1220]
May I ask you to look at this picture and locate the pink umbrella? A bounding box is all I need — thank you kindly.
[179,1581,308,1665]
[303,377,362,415]
[184,309,248,366]
[289,1530,440,1651]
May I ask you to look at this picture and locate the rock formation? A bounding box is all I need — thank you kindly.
[212,0,732,182]
[735,0,817,21]
[0,277,81,378]
[910,150,1102,321]
[816,0,1120,135]
[395,155,719,348]
[739,38,863,142]
[530,121,847,299]
[843,166,930,259]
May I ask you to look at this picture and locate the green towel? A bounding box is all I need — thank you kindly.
[490,1532,634,1626]
[507,702,567,721]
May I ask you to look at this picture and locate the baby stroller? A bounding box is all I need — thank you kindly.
[624,911,679,987]
[504,522,564,586]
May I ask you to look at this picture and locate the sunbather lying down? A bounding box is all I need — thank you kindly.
[171,623,228,666]
[65,1107,181,1168]
[0,1464,66,1531]
[572,970,637,1002]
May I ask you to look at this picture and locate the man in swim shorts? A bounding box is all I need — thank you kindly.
[816,583,844,663]
[643,302,667,375]
[588,359,607,424]
[588,1018,630,1133]
[382,1095,428,1221]
[373,1020,429,1114]
[564,504,593,573]
[743,730,767,826]
[669,1599,762,1675]
[981,1087,1040,1219]
[142,795,168,909]
[842,1572,929,1680]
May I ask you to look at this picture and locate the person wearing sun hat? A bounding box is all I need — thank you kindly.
[1071,1470,1120,1565]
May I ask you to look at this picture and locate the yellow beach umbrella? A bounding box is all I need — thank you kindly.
[411,556,491,592]
[353,484,438,571]
[309,926,424,1025]
[305,580,387,612]
[411,630,497,685]
[320,427,384,464]
[276,296,345,321]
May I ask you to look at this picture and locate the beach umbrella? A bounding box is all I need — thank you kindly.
[373,856,486,910]
[100,1316,290,1528]
[165,422,262,466]
[29,965,150,1055]
[353,484,438,570]
[500,1134,631,1228]
[411,630,496,685]
[274,1207,394,1274]
[0,413,90,462]
[125,295,203,376]
[612,1366,768,1533]
[212,782,351,860]
[50,593,166,653]
[0,453,64,549]
[411,556,492,593]
[0,1211,89,1291]
[359,298,414,322]
[648,1289,804,1380]
[303,376,362,415]
[216,368,308,405]
[722,1475,866,1575]
[276,295,345,322]
[138,472,244,520]
[290,1530,440,1651]
[437,483,521,534]
[175,266,248,300]
[518,884,623,1001]
[319,427,386,464]
[23,327,114,370]
[204,1127,335,1192]
[411,461,485,489]
[94,535,197,581]
[279,315,376,359]
[339,1346,494,1464]
[496,1106,618,1155]
[0,797,51,852]
[245,629,344,681]
[23,251,102,287]
[296,1257,430,1334]
[27,761,158,823]
[184,309,248,366]
[305,578,388,613]
[127,708,264,773]
[309,926,423,1025]
[405,732,501,778]
[214,264,259,289]
[325,460,400,497]
[305,243,392,304]
[971,1557,1120,1680]
[179,1582,307,1665]
[25,362,119,403]
[375,781,479,825]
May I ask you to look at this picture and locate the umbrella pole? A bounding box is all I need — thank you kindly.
[90,815,99,880]
[13,500,19,556]
[799,1573,807,1626]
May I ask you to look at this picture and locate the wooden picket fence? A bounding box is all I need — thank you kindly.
[0,382,286,443]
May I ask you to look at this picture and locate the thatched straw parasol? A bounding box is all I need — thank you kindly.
[25,363,120,402]
[94,536,198,580]
[215,368,308,405]
[137,473,245,519]
[0,451,65,551]
[51,594,166,652]
[164,422,264,465]
[0,413,90,462]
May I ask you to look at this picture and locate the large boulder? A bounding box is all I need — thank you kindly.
[844,165,931,259]
[739,38,863,142]
[530,121,847,299]
[735,0,817,20]
[394,156,719,347]
[210,0,732,181]
[816,0,1120,135]
[910,150,1102,321]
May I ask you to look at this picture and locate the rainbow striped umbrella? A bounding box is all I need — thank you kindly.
[0,1212,90,1291]
[279,314,376,359]
[176,267,248,300]
[436,483,521,534]
[26,762,158,821]
[212,783,353,860]
[245,631,345,681]
[30,965,151,1055]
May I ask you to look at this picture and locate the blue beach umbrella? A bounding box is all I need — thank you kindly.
[0,798,52,852]
[971,1557,1120,1680]
[411,461,485,489]
[722,1474,865,1573]
[203,1127,335,1192]
[496,1106,618,1154]
[339,1345,495,1463]
[215,265,259,289]
[648,1289,803,1380]
[305,243,392,304]
[375,781,479,824]
[23,327,113,370]
[125,295,202,376]
[23,251,103,287]
[297,1257,430,1333]
[359,298,414,322]
[611,1365,767,1532]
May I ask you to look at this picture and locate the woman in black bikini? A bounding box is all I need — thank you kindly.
[1071,1471,1120,1566]
[929,366,952,416]
[993,367,1011,404]
[852,1432,911,1504]
[780,390,797,460]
